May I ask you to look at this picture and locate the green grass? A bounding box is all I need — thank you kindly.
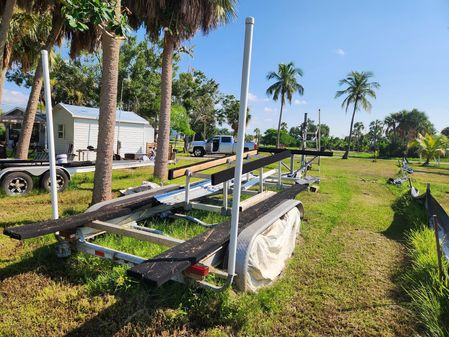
[0,155,448,336]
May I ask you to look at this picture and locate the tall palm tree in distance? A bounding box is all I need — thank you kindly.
[335,71,380,159]
[266,62,304,148]
[124,0,237,180]
[353,121,364,151]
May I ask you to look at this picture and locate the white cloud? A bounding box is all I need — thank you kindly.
[3,89,28,105]
[263,107,274,113]
[294,99,307,105]
[335,48,346,56]
[248,92,269,103]
[248,92,257,102]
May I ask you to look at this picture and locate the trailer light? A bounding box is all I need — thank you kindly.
[186,264,209,277]
[95,250,105,257]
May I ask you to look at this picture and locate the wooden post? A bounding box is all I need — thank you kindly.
[433,214,444,281]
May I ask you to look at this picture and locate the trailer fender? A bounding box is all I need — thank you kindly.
[234,199,303,292]
[0,166,71,182]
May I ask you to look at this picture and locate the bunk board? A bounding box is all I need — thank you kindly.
[210,150,291,185]
[3,185,179,240]
[128,183,308,286]
[257,147,333,157]
[168,150,257,180]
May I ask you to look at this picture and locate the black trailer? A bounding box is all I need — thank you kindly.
[0,159,154,196]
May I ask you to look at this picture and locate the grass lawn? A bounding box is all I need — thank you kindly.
[0,155,448,336]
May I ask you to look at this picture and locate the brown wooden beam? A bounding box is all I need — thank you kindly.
[168,150,257,180]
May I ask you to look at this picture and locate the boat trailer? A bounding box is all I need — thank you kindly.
[3,17,330,292]
[4,150,313,292]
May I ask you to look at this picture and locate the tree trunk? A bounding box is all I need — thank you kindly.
[154,32,174,180]
[16,14,64,159]
[276,98,285,148]
[342,101,358,159]
[0,47,11,105]
[0,0,15,104]
[91,1,122,204]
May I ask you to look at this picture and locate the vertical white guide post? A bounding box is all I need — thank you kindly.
[318,109,321,167]
[41,50,59,219]
[227,17,254,280]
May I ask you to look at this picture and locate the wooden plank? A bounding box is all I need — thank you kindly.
[168,150,257,179]
[239,190,276,212]
[89,221,184,247]
[210,151,291,186]
[128,183,307,287]
[3,185,180,240]
[258,147,333,157]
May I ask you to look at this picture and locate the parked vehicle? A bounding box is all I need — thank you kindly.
[188,135,257,157]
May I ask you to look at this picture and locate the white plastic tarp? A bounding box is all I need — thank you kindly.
[245,207,301,292]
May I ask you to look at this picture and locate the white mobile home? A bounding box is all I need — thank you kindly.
[52,103,154,161]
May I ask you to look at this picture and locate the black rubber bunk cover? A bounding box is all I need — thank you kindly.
[128,183,308,287]
[3,185,179,240]
[257,147,334,157]
[210,150,291,185]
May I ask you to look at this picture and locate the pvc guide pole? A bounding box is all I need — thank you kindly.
[41,50,59,220]
[318,109,321,167]
[227,17,254,282]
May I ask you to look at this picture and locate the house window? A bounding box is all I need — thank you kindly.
[57,124,65,139]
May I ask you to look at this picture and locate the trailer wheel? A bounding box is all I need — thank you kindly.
[1,172,34,196]
[193,147,205,157]
[40,170,69,193]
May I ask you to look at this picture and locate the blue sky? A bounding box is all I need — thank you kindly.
[4,0,449,136]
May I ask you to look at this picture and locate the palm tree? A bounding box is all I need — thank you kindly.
[408,133,448,165]
[0,10,51,103]
[368,119,383,152]
[124,0,236,180]
[91,0,122,204]
[15,8,65,159]
[0,0,16,103]
[335,71,380,159]
[266,62,304,148]
[254,127,261,144]
[0,0,32,103]
[353,121,364,151]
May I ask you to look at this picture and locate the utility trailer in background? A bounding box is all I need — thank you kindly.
[0,159,154,196]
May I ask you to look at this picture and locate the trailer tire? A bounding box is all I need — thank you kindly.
[193,147,205,157]
[40,169,69,193]
[1,172,34,196]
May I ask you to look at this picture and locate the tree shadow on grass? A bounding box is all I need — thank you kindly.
[380,191,426,326]
[413,169,449,177]
[383,192,426,243]
[63,282,240,337]
[0,240,243,336]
